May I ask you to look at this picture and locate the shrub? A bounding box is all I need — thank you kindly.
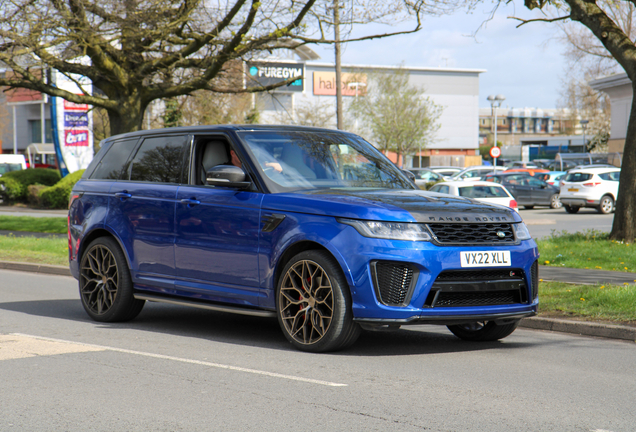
[27,184,48,207]
[39,170,85,209]
[0,169,61,203]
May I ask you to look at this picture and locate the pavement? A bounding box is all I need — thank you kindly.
[0,205,635,343]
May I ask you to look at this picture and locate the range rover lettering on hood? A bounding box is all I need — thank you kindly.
[423,214,512,223]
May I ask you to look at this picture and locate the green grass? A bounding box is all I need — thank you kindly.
[536,230,636,272]
[0,215,67,234]
[0,234,68,266]
[539,281,636,324]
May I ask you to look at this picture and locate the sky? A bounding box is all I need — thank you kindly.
[309,1,569,110]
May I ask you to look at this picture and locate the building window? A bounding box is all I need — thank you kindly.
[28,120,54,143]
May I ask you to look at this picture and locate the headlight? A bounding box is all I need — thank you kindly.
[513,222,532,240]
[338,219,431,241]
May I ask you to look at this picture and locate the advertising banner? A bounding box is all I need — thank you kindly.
[313,72,367,97]
[245,61,304,92]
[52,71,94,175]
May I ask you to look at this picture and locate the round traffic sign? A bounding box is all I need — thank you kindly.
[490,146,501,158]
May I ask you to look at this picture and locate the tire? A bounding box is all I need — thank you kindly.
[564,205,580,214]
[550,194,562,209]
[276,250,360,352]
[524,206,534,210]
[79,237,145,322]
[598,195,614,214]
[447,320,519,342]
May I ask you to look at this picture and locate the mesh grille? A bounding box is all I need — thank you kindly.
[435,290,520,307]
[373,262,416,306]
[436,269,524,281]
[531,260,539,300]
[427,223,515,245]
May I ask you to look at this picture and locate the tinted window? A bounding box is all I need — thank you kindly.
[128,135,187,183]
[430,185,449,194]
[564,173,593,183]
[598,171,620,181]
[90,138,138,180]
[527,178,546,187]
[459,185,509,198]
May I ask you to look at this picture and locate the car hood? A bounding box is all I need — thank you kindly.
[262,188,522,223]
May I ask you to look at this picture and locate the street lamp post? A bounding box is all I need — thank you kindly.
[580,119,589,151]
[487,94,506,168]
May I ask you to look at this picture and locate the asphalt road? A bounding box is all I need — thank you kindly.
[519,206,614,239]
[1,270,634,432]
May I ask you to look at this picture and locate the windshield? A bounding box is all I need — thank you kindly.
[0,163,23,175]
[237,130,415,192]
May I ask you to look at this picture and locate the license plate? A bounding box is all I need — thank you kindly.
[568,188,578,192]
[460,251,511,267]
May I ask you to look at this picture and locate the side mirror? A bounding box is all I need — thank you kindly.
[402,169,416,184]
[206,165,251,189]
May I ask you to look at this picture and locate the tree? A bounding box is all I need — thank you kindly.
[349,68,442,167]
[519,0,636,241]
[0,0,469,138]
[273,98,335,126]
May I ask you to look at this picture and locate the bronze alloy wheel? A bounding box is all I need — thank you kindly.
[279,259,334,346]
[80,243,120,315]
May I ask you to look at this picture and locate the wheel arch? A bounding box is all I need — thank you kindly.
[78,227,132,270]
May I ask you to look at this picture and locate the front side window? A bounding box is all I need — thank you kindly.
[598,171,620,181]
[128,135,187,183]
[238,130,414,192]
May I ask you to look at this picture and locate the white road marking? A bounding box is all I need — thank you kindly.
[8,333,347,387]
[0,334,104,360]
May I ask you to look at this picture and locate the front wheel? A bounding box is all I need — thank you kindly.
[447,320,519,341]
[598,195,614,214]
[79,237,145,322]
[550,194,562,209]
[564,205,580,214]
[276,250,360,352]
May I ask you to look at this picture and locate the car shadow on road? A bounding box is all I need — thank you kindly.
[0,298,543,356]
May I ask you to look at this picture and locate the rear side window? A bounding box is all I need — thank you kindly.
[565,173,593,182]
[430,185,450,194]
[128,135,188,183]
[90,138,138,180]
[598,171,620,181]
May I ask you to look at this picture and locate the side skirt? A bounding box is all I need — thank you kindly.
[133,294,276,318]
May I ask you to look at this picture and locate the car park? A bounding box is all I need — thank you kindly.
[408,168,445,187]
[484,172,561,209]
[450,165,507,182]
[68,125,539,352]
[504,168,549,177]
[559,167,620,214]
[428,181,518,212]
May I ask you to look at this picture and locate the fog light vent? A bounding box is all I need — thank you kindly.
[371,261,418,306]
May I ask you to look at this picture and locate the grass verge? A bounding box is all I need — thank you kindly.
[0,235,67,266]
[536,229,636,272]
[539,281,636,325]
[0,215,67,234]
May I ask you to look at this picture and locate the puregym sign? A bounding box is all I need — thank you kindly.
[246,61,304,92]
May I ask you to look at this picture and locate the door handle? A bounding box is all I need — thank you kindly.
[180,198,201,207]
[115,191,132,200]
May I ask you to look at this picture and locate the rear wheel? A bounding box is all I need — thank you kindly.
[550,194,562,209]
[79,237,145,322]
[447,320,519,342]
[598,195,614,214]
[564,205,580,214]
[276,250,360,352]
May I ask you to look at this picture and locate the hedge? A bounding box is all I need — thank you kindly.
[0,169,61,203]
[39,170,85,209]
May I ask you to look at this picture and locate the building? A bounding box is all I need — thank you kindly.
[250,57,485,168]
[589,73,630,154]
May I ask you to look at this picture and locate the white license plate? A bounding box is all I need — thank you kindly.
[460,251,511,267]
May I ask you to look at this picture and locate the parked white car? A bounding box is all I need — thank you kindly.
[450,165,507,182]
[559,167,620,214]
[428,181,519,212]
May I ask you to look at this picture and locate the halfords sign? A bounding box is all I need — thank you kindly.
[246,62,304,92]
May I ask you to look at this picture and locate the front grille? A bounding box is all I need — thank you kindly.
[371,261,418,306]
[435,269,525,281]
[425,268,528,308]
[435,290,521,307]
[530,260,539,300]
[427,223,515,245]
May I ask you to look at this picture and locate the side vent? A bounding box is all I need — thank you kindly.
[370,261,419,307]
[261,213,286,233]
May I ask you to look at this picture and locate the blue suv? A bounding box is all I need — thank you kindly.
[69,126,539,352]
